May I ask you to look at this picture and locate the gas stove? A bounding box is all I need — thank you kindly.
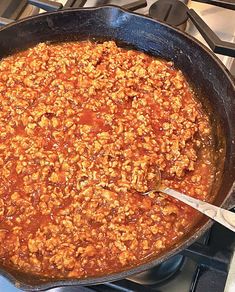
[0,1,234,292]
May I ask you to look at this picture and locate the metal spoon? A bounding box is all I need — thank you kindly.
[144,170,235,232]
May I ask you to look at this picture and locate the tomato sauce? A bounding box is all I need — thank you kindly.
[0,41,215,278]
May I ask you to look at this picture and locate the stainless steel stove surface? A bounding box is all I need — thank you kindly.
[0,1,234,292]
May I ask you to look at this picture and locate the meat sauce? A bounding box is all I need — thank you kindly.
[0,41,215,278]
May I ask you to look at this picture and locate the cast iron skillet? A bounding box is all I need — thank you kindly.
[0,5,234,291]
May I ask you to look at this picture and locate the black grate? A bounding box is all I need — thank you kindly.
[191,267,227,292]
[0,0,27,19]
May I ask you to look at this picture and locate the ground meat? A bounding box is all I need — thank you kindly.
[0,41,215,278]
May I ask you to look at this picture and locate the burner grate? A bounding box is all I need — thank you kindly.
[0,0,27,19]
[191,267,227,292]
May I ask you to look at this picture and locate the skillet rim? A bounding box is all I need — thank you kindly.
[0,5,234,291]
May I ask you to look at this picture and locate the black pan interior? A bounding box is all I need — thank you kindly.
[0,6,234,290]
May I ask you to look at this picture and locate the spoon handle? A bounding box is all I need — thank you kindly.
[162,188,235,232]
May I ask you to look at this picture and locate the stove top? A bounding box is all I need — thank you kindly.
[0,1,234,291]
